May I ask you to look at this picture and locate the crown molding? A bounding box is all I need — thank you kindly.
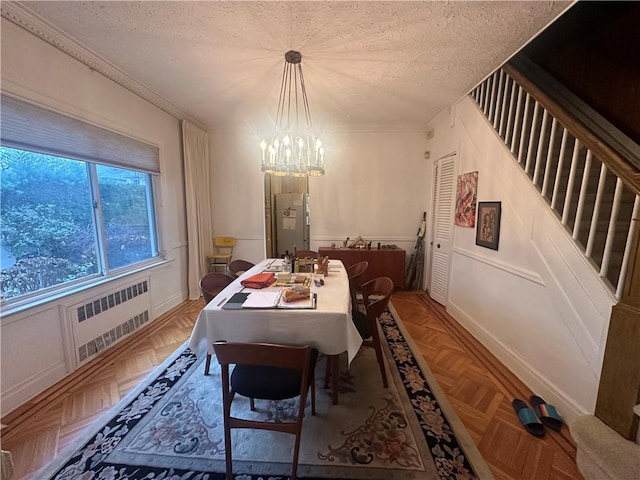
[1,1,208,131]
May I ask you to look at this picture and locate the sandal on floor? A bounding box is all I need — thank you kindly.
[529,395,564,431]
[512,398,545,437]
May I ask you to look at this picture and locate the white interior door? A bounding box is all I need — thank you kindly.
[429,154,456,305]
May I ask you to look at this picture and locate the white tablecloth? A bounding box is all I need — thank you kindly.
[188,259,363,364]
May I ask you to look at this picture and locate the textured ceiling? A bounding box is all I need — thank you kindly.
[6,1,573,131]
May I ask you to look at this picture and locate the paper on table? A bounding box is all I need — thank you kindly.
[262,259,283,272]
[242,291,281,308]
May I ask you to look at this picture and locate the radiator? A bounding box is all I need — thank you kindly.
[67,279,151,367]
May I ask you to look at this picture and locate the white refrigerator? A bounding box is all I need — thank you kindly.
[275,193,310,256]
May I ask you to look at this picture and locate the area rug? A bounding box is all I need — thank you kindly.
[37,303,494,480]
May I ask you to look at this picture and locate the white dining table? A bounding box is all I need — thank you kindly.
[188,258,363,404]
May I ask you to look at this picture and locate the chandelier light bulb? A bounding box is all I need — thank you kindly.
[259,140,267,163]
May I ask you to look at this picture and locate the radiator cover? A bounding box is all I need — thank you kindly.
[66,279,151,367]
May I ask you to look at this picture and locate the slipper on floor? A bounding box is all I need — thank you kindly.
[529,395,563,431]
[512,398,545,437]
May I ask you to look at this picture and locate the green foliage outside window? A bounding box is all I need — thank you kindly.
[1,147,157,301]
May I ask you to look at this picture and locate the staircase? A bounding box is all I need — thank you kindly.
[470,56,640,480]
[469,57,640,299]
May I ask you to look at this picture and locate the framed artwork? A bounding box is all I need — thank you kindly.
[454,171,478,227]
[476,202,501,250]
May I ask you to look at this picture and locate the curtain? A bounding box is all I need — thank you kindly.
[182,120,213,300]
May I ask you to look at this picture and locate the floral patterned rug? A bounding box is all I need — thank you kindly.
[38,303,493,480]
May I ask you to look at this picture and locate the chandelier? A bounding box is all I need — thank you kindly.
[260,51,325,177]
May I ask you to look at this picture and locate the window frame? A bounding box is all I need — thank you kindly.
[1,94,165,312]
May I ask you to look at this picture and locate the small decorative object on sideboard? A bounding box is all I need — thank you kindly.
[318,246,405,287]
[349,236,367,249]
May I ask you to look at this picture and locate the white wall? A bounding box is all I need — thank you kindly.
[425,96,616,422]
[0,19,188,413]
[210,128,430,261]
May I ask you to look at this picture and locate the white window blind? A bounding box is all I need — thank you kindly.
[1,94,160,174]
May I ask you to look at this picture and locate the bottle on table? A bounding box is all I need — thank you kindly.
[292,245,298,273]
[283,250,292,273]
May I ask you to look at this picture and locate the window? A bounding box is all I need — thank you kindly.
[96,164,157,270]
[0,147,158,301]
[0,95,160,304]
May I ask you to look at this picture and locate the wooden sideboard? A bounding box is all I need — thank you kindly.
[318,247,406,288]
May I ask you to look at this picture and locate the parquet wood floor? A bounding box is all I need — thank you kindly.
[0,293,583,479]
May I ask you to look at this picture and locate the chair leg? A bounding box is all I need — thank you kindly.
[225,448,233,480]
[331,354,340,405]
[310,371,316,415]
[204,353,212,375]
[291,408,305,480]
[373,341,388,388]
[324,355,331,389]
[221,366,234,480]
[291,450,299,480]
[372,326,388,388]
[324,354,343,402]
[249,397,256,411]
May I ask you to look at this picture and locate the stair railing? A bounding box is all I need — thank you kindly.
[469,56,640,299]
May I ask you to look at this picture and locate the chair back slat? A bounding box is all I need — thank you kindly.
[228,259,255,278]
[347,260,369,308]
[199,272,235,303]
[214,342,310,370]
[362,276,394,320]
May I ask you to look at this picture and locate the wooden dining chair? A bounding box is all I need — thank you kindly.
[351,276,394,388]
[199,272,235,305]
[199,272,235,374]
[346,260,369,312]
[324,260,366,393]
[227,259,255,278]
[213,342,318,480]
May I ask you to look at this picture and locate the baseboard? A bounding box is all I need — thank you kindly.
[1,300,198,427]
[151,291,185,319]
[1,361,68,415]
[446,299,587,423]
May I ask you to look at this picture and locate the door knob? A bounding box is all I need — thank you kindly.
[437,243,441,248]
